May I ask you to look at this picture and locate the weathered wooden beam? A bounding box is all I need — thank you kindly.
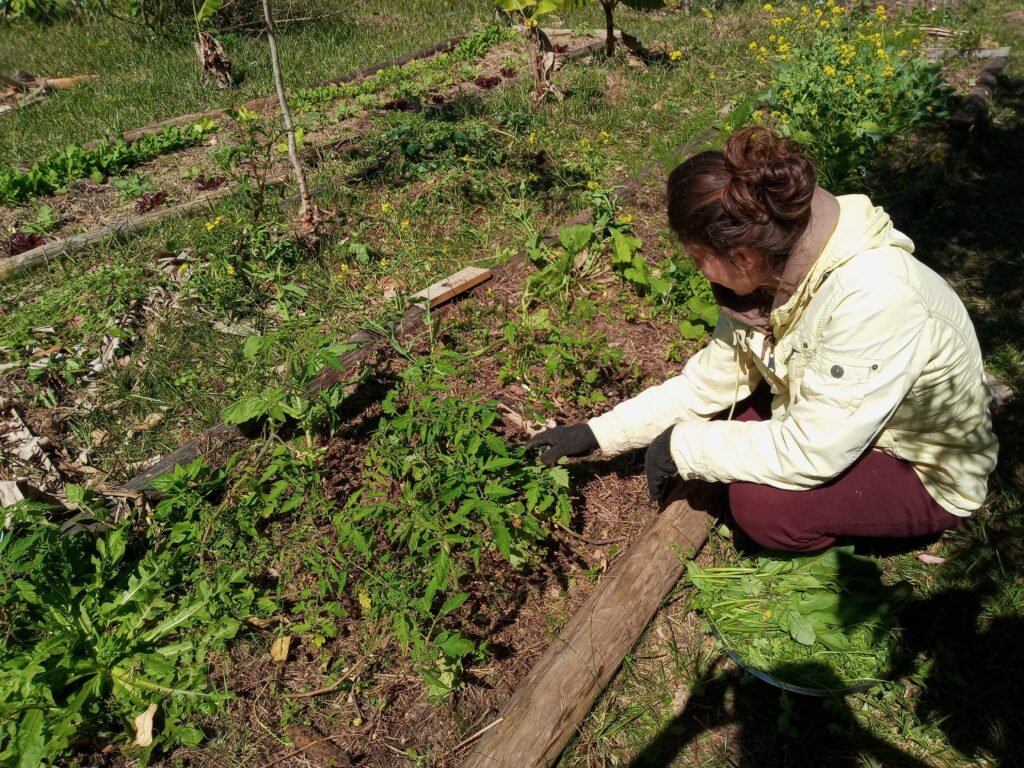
[0,181,256,281]
[121,267,491,493]
[462,483,715,768]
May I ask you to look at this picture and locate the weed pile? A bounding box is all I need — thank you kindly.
[687,546,911,691]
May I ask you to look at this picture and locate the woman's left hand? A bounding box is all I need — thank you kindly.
[645,425,680,503]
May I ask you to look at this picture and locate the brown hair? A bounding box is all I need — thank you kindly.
[667,126,817,277]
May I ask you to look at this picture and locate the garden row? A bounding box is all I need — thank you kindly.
[0,23,605,266]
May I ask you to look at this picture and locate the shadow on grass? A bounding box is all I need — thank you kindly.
[625,73,1024,767]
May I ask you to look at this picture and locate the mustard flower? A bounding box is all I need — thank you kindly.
[669,49,683,61]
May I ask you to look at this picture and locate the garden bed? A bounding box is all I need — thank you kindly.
[0,26,604,270]
[208,181,696,768]
[4,1,1021,766]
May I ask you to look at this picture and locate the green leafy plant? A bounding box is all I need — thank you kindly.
[336,352,573,696]
[499,305,633,412]
[0,502,248,765]
[687,546,911,690]
[0,121,217,205]
[18,205,59,234]
[112,172,155,202]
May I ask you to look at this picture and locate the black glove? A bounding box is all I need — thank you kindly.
[645,425,680,503]
[527,424,599,466]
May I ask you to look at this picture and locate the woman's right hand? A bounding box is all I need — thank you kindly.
[527,424,599,466]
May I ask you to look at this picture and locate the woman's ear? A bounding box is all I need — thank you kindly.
[733,247,767,280]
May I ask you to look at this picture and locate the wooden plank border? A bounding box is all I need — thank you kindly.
[121,267,491,492]
[462,486,715,768]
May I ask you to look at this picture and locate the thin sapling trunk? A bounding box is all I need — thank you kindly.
[261,0,319,232]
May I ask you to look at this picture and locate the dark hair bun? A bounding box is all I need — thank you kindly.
[722,126,816,226]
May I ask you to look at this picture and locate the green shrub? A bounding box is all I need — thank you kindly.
[0,499,248,765]
[739,3,947,190]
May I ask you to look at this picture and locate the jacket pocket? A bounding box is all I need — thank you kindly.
[801,348,881,414]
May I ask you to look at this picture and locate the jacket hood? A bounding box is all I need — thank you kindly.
[768,194,916,337]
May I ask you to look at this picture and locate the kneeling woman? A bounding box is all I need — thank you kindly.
[530,126,998,552]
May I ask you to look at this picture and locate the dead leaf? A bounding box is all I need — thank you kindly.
[132,703,158,747]
[132,413,163,432]
[91,429,109,448]
[381,276,403,299]
[270,635,291,662]
[285,725,352,767]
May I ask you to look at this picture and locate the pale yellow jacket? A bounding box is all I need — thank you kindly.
[588,194,998,515]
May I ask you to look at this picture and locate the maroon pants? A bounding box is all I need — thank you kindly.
[726,387,963,552]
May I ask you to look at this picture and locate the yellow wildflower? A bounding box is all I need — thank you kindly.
[400,219,410,231]
[528,132,537,144]
[819,19,830,27]
[763,2,774,11]
[882,64,895,77]
[204,215,224,231]
[753,109,764,121]
[580,137,591,147]
[586,181,601,190]
[225,263,235,276]
[769,33,776,42]
[669,49,683,61]
[617,213,633,224]
[799,4,808,13]
[748,41,759,50]
[823,65,837,76]
[380,202,392,213]
[358,589,372,612]
[832,5,843,13]
[844,74,855,85]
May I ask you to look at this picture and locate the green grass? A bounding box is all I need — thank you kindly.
[0,0,494,165]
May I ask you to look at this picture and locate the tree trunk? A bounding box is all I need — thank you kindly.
[261,0,315,227]
[462,482,716,768]
[602,0,617,57]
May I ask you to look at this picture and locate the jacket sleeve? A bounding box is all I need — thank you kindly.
[587,313,763,455]
[669,277,930,488]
